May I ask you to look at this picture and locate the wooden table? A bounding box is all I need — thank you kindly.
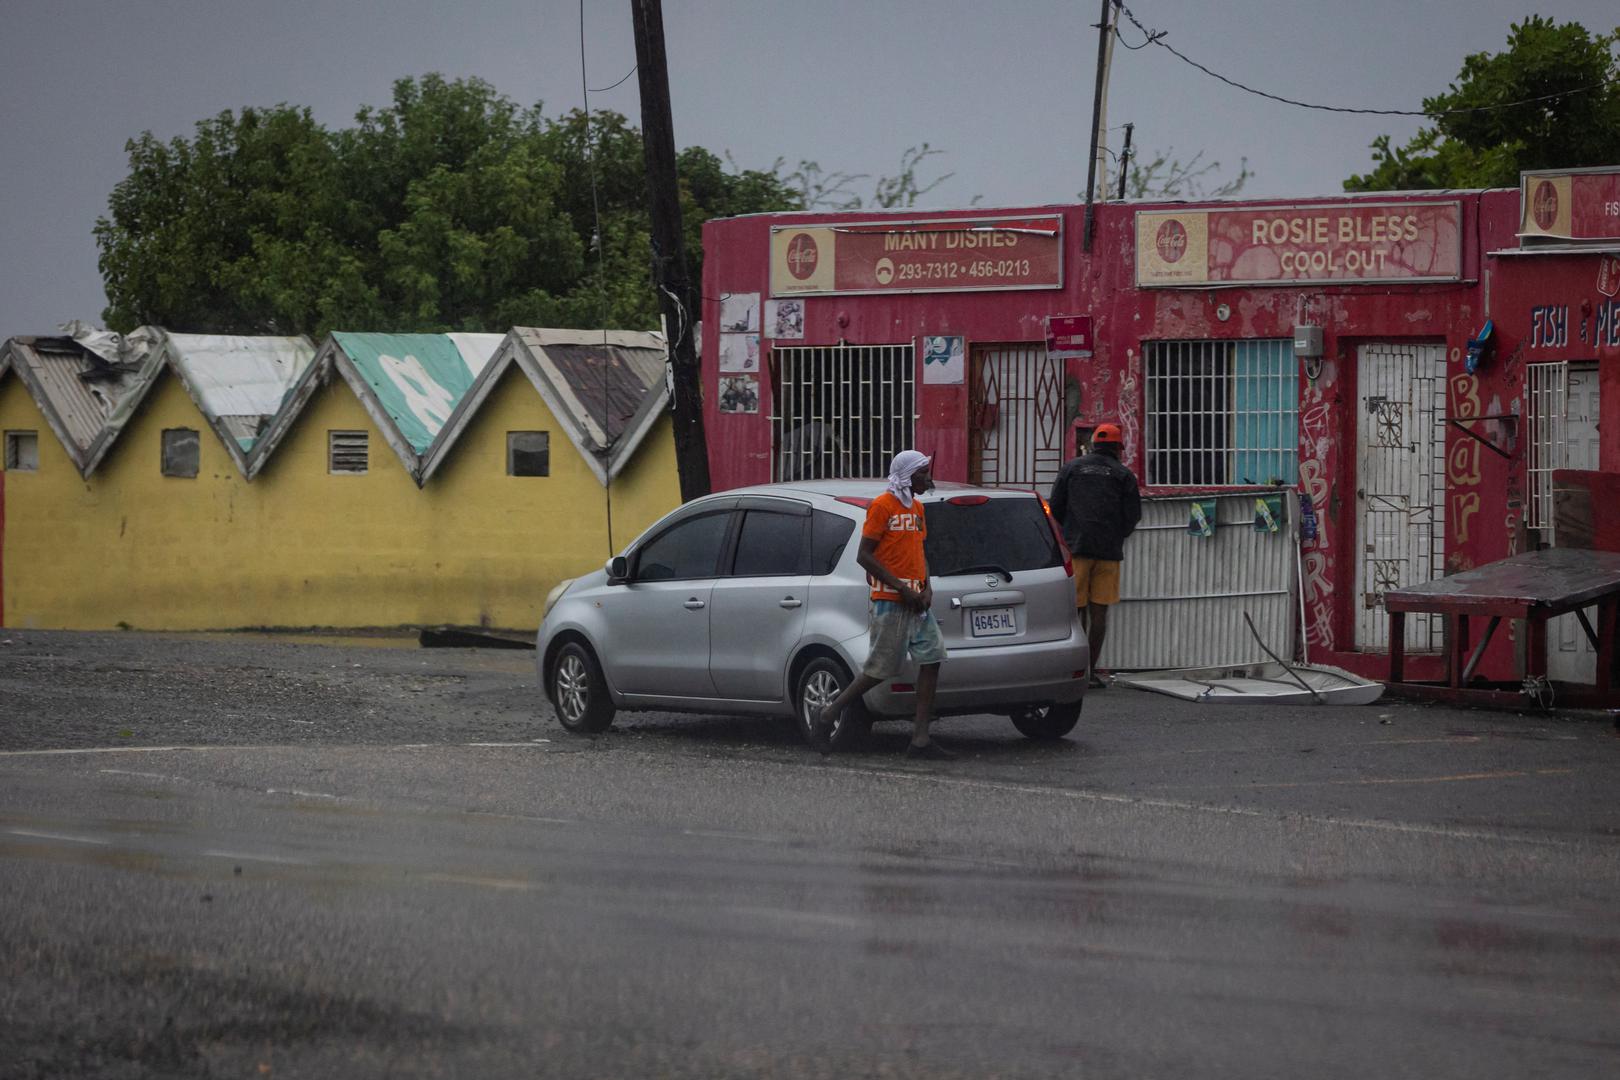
[1384,548,1620,708]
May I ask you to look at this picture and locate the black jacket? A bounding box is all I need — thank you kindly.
[1048,450,1143,561]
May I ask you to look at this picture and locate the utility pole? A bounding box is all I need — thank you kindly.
[1082,0,1117,251]
[1116,121,1134,200]
[631,0,711,501]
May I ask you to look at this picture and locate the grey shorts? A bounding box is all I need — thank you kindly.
[863,600,948,680]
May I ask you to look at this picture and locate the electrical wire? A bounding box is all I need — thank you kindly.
[1115,1,1615,118]
[588,65,638,93]
[579,0,615,552]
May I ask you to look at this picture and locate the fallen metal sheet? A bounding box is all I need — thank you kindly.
[1115,663,1384,705]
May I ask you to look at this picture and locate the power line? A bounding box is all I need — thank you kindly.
[1115,1,1615,118]
[589,65,638,93]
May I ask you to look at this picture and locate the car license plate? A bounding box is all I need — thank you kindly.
[969,606,1017,637]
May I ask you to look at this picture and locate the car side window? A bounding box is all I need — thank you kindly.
[810,511,856,576]
[730,510,809,577]
[635,512,731,581]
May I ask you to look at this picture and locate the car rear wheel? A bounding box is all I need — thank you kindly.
[551,642,615,733]
[1009,700,1081,740]
[796,656,870,750]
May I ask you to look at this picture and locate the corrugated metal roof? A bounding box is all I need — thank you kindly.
[499,327,670,487]
[0,330,163,475]
[330,332,492,456]
[161,333,317,471]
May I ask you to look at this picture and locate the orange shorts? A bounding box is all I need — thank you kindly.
[1074,558,1122,607]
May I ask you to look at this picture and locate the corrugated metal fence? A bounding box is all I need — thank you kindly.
[1108,491,1299,670]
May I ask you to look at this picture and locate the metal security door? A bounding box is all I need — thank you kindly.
[1550,363,1600,683]
[1354,343,1446,651]
[969,344,1064,490]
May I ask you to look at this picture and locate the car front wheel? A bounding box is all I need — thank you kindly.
[551,642,615,733]
[1009,700,1081,741]
[796,656,869,750]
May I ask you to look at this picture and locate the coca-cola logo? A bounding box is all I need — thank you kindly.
[786,232,819,279]
[1155,219,1188,264]
[1532,180,1559,230]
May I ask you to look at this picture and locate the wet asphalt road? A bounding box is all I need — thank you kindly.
[2,629,1619,1079]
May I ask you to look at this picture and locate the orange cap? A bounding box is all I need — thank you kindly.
[1092,423,1122,444]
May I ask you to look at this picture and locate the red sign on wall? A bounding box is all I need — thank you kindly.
[1046,315,1093,359]
[770,216,1063,296]
[1519,168,1620,242]
[1136,201,1464,287]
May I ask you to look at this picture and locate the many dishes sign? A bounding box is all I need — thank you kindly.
[770,216,1063,296]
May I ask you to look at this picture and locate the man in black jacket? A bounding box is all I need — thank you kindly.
[1048,423,1142,686]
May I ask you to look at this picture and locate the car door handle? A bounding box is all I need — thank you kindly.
[779,597,802,609]
[684,598,706,610]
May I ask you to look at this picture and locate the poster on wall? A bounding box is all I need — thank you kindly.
[766,298,804,339]
[1046,315,1094,359]
[719,333,759,373]
[1519,167,1620,242]
[920,335,965,384]
[769,216,1063,296]
[720,292,760,332]
[718,375,759,414]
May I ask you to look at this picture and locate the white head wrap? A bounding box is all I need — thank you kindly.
[885,449,932,508]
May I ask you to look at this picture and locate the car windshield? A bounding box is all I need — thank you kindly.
[924,496,1062,576]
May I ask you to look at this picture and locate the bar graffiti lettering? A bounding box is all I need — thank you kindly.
[1453,491,1481,545]
[1117,349,1141,469]
[1529,305,1569,349]
[1448,371,1480,420]
[1448,437,1482,488]
[1302,549,1334,650]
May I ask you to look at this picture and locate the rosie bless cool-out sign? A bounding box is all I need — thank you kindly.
[770,216,1063,296]
[1135,201,1463,287]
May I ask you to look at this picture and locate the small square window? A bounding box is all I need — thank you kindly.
[508,431,550,477]
[4,430,39,472]
[161,428,200,478]
[329,431,368,474]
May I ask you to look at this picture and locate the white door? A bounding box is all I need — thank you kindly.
[970,345,1065,491]
[1549,364,1601,683]
[1354,343,1447,651]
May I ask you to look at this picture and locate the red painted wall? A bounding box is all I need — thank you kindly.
[701,186,1616,681]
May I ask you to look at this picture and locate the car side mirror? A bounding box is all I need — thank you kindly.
[606,555,629,584]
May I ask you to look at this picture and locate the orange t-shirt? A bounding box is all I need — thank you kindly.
[862,492,928,601]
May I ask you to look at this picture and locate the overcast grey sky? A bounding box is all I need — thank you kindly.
[3,0,1616,336]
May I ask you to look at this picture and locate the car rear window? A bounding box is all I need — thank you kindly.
[925,497,1062,576]
[811,511,855,575]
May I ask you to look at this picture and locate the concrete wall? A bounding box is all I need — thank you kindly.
[0,364,679,630]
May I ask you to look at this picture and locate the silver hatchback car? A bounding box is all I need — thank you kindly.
[537,479,1089,748]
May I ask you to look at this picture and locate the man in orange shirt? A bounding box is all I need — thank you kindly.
[811,449,951,759]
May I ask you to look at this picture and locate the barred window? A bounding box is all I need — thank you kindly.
[1145,339,1297,487]
[507,431,550,477]
[4,430,38,472]
[161,428,199,478]
[771,344,915,481]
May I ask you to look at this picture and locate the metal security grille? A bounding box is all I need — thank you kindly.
[329,430,369,474]
[1354,343,1446,652]
[969,344,1065,490]
[1525,361,1568,537]
[1144,340,1297,486]
[771,344,915,481]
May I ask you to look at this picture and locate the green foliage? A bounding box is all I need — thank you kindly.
[95,75,806,336]
[1346,17,1620,192]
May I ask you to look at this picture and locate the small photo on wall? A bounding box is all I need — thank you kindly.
[920,335,965,384]
[720,292,760,333]
[718,375,760,414]
[766,298,804,339]
[719,332,760,372]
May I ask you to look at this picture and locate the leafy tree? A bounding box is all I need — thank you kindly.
[1122,148,1252,199]
[1346,17,1620,192]
[95,76,806,336]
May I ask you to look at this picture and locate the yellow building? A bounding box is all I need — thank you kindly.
[0,327,679,631]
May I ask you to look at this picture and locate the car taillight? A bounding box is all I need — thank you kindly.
[947,495,990,506]
[836,496,873,509]
[1040,497,1074,578]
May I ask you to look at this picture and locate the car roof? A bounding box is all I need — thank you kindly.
[715,478,1043,502]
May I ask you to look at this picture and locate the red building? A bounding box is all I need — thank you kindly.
[700,168,1620,682]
